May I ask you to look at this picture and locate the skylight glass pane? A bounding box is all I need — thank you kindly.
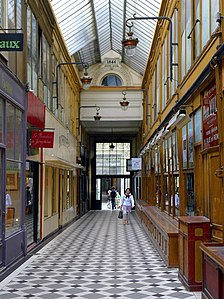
[50,0,162,73]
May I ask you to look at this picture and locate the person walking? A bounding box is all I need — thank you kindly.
[121,188,134,224]
[110,186,117,210]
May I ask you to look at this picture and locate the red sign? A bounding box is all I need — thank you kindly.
[27,91,45,129]
[203,82,218,149]
[31,131,54,148]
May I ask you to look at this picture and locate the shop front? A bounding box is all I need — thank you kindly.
[0,63,27,266]
[26,91,46,246]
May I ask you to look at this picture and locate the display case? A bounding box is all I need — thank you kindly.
[200,243,224,299]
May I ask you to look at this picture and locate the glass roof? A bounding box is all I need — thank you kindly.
[50,0,162,75]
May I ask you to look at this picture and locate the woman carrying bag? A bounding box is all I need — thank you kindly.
[120,188,134,225]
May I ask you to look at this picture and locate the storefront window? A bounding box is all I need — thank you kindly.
[182,125,187,168]
[165,176,169,212]
[15,109,22,161]
[6,103,15,160]
[156,176,159,206]
[186,173,195,215]
[5,161,22,237]
[52,168,58,215]
[0,100,3,143]
[194,108,202,143]
[0,150,2,240]
[188,118,194,168]
[174,176,180,216]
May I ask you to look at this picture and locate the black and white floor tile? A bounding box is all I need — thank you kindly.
[0,210,201,299]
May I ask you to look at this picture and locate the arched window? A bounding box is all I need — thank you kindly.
[101,74,122,86]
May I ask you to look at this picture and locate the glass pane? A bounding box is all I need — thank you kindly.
[211,0,219,33]
[182,125,187,168]
[194,108,202,143]
[174,176,179,216]
[0,150,2,240]
[186,173,195,216]
[6,102,15,159]
[96,142,130,175]
[15,108,23,161]
[0,99,3,143]
[202,0,210,48]
[7,0,15,29]
[101,75,122,86]
[5,161,22,237]
[188,118,194,168]
[195,0,201,57]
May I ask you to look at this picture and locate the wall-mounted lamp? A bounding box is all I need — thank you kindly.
[120,91,129,110]
[77,105,101,135]
[80,65,92,90]
[94,106,101,121]
[53,61,92,110]
[109,143,115,150]
[122,14,178,81]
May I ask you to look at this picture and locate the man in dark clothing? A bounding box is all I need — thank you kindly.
[110,186,117,210]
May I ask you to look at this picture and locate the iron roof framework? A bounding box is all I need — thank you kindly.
[50,0,162,75]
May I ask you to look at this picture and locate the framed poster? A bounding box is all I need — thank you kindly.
[203,82,218,149]
[6,171,18,190]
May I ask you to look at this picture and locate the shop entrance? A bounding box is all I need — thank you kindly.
[25,162,40,245]
[96,177,130,210]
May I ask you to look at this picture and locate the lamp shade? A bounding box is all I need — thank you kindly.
[81,76,92,90]
[122,38,138,57]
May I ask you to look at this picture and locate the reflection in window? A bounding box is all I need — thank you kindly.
[0,100,3,143]
[101,75,122,86]
[96,143,130,175]
[5,161,22,237]
[194,108,202,143]
[186,173,195,216]
[6,103,15,160]
[0,150,2,240]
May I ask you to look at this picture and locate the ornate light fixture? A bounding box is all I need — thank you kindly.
[54,61,92,109]
[109,143,115,150]
[120,90,129,110]
[122,23,138,57]
[80,64,92,90]
[94,106,101,121]
[122,14,176,81]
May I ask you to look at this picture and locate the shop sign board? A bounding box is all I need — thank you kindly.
[27,92,45,129]
[0,33,23,51]
[31,131,54,148]
[203,82,218,149]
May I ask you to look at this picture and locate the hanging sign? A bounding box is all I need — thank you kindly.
[202,82,218,149]
[0,33,24,51]
[31,131,54,148]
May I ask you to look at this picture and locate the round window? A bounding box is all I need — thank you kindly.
[101,75,122,86]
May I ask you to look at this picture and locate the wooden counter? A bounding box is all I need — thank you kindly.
[140,205,179,267]
[200,243,224,299]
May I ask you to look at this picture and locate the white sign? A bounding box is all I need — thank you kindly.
[131,158,142,170]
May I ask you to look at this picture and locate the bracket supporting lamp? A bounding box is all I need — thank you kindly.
[122,14,178,81]
[120,91,129,110]
[54,61,92,110]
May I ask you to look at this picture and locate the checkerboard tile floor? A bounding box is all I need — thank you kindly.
[0,211,201,299]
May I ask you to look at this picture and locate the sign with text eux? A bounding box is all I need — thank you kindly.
[0,33,23,51]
